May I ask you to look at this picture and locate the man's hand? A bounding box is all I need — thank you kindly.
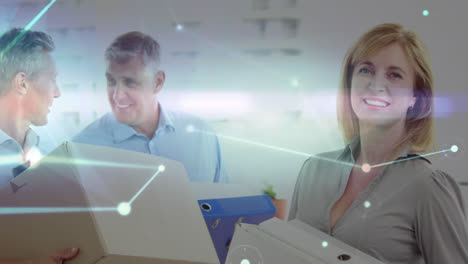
[31,248,79,264]
[0,248,79,264]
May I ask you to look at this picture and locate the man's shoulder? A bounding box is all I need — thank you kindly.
[72,113,114,143]
[166,109,214,132]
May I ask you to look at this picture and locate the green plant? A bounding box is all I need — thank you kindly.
[262,182,277,200]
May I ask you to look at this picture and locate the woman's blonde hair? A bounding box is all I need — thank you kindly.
[337,23,435,154]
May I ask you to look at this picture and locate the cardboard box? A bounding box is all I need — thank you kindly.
[226,218,385,264]
[0,142,219,264]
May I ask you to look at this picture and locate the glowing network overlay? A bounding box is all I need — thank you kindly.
[192,128,459,172]
[0,155,162,170]
[0,0,461,217]
[0,164,165,216]
[0,0,57,58]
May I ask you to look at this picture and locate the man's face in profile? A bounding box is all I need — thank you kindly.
[23,54,61,126]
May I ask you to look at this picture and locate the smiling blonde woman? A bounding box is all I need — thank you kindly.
[288,23,468,264]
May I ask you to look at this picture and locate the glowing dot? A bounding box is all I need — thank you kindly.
[322,241,328,248]
[364,201,371,208]
[24,147,42,168]
[158,165,166,172]
[422,10,429,16]
[291,79,299,87]
[186,125,195,133]
[451,145,458,153]
[176,24,184,31]
[240,259,250,264]
[362,163,371,173]
[117,202,131,216]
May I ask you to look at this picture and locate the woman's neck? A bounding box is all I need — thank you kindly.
[358,120,406,167]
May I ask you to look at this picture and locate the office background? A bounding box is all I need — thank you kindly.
[1,0,467,207]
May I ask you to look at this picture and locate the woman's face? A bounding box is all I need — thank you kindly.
[350,43,417,128]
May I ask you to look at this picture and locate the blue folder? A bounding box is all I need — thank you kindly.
[198,195,276,264]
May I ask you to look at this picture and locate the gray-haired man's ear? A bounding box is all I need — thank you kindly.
[13,72,28,95]
[154,71,165,94]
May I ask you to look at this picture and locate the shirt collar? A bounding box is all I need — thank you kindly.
[0,128,12,145]
[112,103,176,143]
[0,128,39,149]
[339,136,412,163]
[335,136,359,163]
[23,128,40,150]
[159,103,176,133]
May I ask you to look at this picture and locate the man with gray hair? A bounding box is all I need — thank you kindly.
[0,28,79,263]
[73,31,228,183]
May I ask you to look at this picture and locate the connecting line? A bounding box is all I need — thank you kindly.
[193,128,459,170]
[128,167,164,205]
[41,156,158,170]
[193,128,357,168]
[0,206,116,215]
[0,164,164,216]
[371,149,452,168]
[0,155,22,165]
[0,154,157,171]
[0,0,57,58]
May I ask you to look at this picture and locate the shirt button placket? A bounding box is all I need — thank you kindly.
[148,140,158,155]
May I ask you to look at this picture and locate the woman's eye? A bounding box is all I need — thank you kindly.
[358,67,371,74]
[390,72,403,79]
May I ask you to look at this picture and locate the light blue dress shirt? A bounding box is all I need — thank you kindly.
[72,105,228,183]
[0,128,41,186]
